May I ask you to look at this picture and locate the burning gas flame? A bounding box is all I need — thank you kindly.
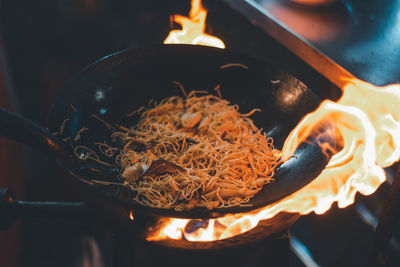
[150,0,400,243]
[147,78,400,242]
[129,210,135,221]
[163,0,225,48]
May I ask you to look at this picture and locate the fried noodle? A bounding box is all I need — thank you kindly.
[115,92,281,211]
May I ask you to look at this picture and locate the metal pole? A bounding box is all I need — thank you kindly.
[369,163,400,266]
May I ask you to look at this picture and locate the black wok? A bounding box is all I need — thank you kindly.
[0,44,330,219]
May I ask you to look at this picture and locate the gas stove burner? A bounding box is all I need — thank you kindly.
[144,212,300,250]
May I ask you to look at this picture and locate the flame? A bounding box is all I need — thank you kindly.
[147,78,400,242]
[129,210,135,221]
[163,0,225,48]
[152,0,400,243]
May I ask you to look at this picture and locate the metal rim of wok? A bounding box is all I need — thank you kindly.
[46,44,331,219]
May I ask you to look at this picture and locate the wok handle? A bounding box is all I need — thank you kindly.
[0,188,92,230]
[0,107,73,169]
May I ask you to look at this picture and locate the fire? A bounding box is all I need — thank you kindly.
[163,0,225,48]
[150,0,400,243]
[147,78,400,242]
[129,210,135,221]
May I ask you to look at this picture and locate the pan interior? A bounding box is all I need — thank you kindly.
[47,44,324,218]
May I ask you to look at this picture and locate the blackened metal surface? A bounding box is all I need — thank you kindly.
[223,0,400,86]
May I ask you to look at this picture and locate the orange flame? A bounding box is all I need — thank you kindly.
[163,0,225,48]
[152,0,399,243]
[129,210,135,221]
[147,78,400,242]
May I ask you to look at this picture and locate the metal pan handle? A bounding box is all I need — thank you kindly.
[0,107,62,153]
[0,106,78,171]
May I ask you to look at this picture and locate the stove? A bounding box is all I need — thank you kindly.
[1,0,400,266]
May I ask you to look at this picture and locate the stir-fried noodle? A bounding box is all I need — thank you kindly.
[114,91,281,211]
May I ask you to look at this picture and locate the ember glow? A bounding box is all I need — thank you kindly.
[163,0,225,48]
[148,0,400,243]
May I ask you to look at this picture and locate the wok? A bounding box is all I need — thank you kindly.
[0,44,330,219]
